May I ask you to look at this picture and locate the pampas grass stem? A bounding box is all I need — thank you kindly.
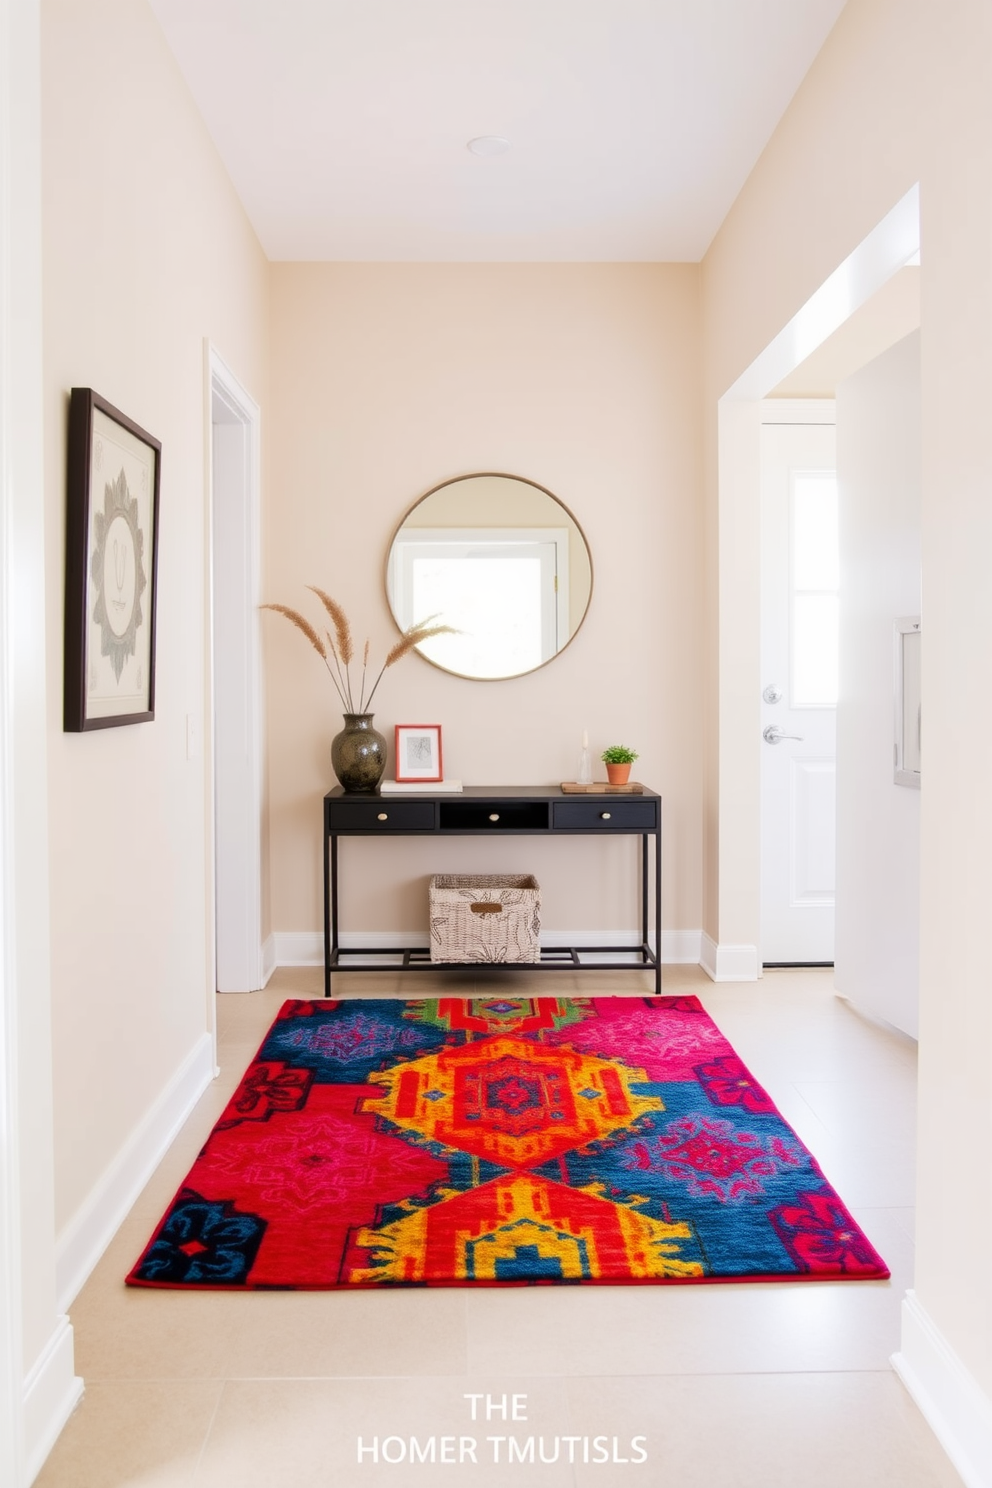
[261,603,349,707]
[364,621,457,708]
[324,631,355,711]
[307,587,353,665]
[359,638,370,712]
[263,594,456,715]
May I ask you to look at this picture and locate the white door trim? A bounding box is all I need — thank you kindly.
[1,5,83,1481]
[759,397,836,426]
[206,345,264,995]
[0,3,28,1465]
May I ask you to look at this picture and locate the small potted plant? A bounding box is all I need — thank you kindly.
[601,744,639,786]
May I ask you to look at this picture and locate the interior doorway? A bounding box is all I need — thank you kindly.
[208,348,264,993]
[759,405,837,965]
[711,185,920,981]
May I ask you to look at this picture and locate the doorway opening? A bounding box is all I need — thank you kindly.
[759,403,837,966]
[208,348,264,993]
[710,184,920,982]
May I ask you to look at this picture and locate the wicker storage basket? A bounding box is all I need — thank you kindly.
[429,874,541,964]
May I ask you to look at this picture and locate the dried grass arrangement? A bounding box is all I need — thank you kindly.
[262,587,455,713]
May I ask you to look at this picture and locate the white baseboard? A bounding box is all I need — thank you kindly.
[23,1314,82,1486]
[656,929,703,964]
[273,930,330,966]
[261,932,277,988]
[700,933,760,981]
[892,1291,992,1488]
[272,928,703,967]
[54,1032,215,1312]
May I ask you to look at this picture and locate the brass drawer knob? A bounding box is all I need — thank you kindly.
[489,812,500,822]
[377,812,388,821]
[601,811,612,820]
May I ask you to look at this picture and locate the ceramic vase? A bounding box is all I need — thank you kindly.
[331,712,387,793]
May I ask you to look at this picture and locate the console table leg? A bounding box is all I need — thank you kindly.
[324,831,338,998]
[654,821,662,994]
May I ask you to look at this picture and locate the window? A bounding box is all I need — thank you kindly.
[791,473,838,708]
[388,527,568,679]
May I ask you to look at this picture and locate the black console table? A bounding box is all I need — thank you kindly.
[322,785,662,997]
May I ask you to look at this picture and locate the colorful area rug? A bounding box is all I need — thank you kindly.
[127,996,888,1289]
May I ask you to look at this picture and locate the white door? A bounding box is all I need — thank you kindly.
[760,408,837,964]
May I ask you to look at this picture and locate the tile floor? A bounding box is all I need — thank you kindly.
[36,966,963,1487]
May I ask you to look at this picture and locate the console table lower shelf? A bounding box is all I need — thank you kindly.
[322,784,662,997]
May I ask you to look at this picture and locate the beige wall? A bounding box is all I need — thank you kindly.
[41,0,269,1232]
[701,0,991,1411]
[266,263,703,942]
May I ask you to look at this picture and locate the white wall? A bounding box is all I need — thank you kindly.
[0,3,82,1480]
[701,0,920,951]
[41,0,269,1296]
[834,333,921,1038]
[913,0,992,1451]
[702,2,992,1479]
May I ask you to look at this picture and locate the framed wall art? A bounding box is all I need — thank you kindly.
[394,724,443,782]
[64,388,161,731]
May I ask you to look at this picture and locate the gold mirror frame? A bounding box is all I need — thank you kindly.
[385,472,594,681]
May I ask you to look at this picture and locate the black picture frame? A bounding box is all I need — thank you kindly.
[64,388,161,731]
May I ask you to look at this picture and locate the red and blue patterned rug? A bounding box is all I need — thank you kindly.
[127,996,888,1288]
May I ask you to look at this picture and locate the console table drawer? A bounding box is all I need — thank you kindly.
[553,799,658,832]
[439,800,550,831]
[326,799,435,831]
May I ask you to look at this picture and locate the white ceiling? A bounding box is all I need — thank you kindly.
[149,0,846,263]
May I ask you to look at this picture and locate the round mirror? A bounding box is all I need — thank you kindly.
[385,473,593,680]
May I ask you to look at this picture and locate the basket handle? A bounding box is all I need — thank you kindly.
[470,902,503,915]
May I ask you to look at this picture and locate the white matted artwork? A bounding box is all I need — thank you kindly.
[394,724,443,782]
[64,388,160,730]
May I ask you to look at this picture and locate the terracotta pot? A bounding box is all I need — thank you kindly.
[605,761,632,785]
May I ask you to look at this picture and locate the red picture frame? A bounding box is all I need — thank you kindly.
[394,724,443,782]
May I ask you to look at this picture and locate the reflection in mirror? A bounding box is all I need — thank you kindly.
[386,473,593,680]
[895,616,921,787]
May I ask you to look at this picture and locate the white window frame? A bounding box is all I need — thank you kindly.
[387,526,570,669]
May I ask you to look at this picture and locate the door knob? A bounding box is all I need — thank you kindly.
[762,683,783,704]
[763,724,804,745]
